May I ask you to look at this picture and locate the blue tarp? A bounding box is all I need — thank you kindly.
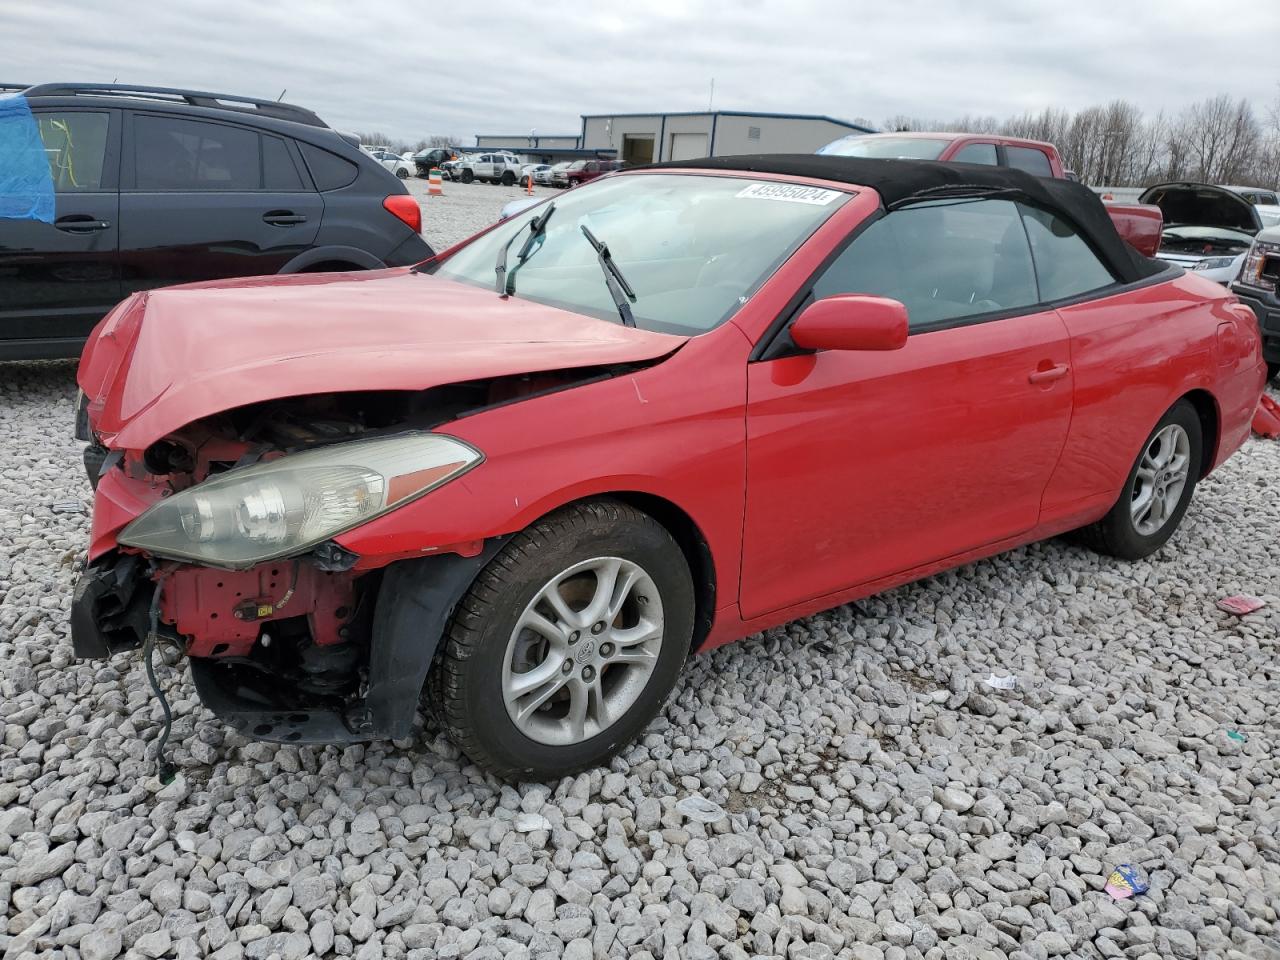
[0,95,55,223]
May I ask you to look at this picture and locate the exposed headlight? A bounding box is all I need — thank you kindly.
[119,434,482,568]
[1193,256,1240,272]
[1240,241,1280,291]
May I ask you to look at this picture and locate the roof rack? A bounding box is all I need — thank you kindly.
[0,82,32,92]
[19,83,328,128]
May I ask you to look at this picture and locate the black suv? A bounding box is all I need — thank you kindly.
[0,83,434,360]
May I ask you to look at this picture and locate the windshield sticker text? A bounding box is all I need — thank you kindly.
[735,183,842,205]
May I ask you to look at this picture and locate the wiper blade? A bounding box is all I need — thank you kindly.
[505,203,555,295]
[494,204,556,295]
[579,224,637,327]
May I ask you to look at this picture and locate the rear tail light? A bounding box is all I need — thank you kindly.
[383,194,422,233]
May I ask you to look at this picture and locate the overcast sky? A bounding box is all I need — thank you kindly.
[6,1,1277,145]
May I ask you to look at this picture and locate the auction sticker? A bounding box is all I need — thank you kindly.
[736,182,842,205]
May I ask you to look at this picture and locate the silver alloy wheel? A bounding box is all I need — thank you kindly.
[1130,423,1192,536]
[502,556,664,746]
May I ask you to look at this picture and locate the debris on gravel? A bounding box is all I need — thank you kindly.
[1,191,1278,958]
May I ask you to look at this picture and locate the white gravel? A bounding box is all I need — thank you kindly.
[1,189,1278,960]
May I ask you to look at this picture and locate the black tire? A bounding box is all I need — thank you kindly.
[395,168,409,179]
[501,171,516,186]
[1076,399,1202,560]
[433,499,694,781]
[461,169,474,184]
[1266,361,1278,383]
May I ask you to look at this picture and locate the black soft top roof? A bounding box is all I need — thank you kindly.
[649,154,1164,284]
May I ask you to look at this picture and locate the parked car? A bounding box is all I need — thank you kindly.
[556,158,622,188]
[819,131,1068,177]
[412,147,456,177]
[440,157,467,181]
[368,149,415,179]
[72,156,1262,780]
[1137,182,1268,284]
[520,164,551,189]
[1231,225,1280,379]
[498,196,541,221]
[458,152,523,185]
[1222,185,1280,227]
[0,83,432,361]
[537,162,569,186]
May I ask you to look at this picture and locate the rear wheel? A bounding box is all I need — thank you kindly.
[433,500,694,781]
[1076,400,1201,560]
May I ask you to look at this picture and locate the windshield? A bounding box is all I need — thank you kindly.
[818,135,949,160]
[568,161,587,170]
[429,173,849,335]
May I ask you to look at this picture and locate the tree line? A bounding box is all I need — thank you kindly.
[881,92,1280,188]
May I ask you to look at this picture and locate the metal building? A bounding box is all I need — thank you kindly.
[472,111,874,165]
[580,111,874,164]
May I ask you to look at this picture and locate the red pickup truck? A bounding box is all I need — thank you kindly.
[819,132,1162,257]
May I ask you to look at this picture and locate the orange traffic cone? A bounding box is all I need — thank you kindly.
[526,172,534,196]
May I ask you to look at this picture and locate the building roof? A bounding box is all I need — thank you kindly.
[581,110,875,133]
[648,153,1163,284]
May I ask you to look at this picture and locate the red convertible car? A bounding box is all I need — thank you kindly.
[73,155,1264,780]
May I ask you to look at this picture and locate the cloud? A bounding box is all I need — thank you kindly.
[4,0,1274,143]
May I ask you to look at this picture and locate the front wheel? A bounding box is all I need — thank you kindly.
[461,169,474,183]
[396,168,409,179]
[1076,399,1202,560]
[433,500,694,781]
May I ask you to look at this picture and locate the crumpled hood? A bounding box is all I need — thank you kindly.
[78,268,686,449]
[1138,182,1262,234]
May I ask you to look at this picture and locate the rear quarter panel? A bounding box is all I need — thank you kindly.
[1040,272,1263,526]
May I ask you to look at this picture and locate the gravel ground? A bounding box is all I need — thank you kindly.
[1,189,1278,960]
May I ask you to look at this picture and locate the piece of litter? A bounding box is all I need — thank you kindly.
[1217,595,1265,616]
[983,673,1017,690]
[1104,863,1149,900]
[50,501,85,514]
[675,794,726,824]
[1227,730,1247,743]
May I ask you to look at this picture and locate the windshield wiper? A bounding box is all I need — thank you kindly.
[505,204,555,295]
[494,204,556,295]
[579,224,637,327]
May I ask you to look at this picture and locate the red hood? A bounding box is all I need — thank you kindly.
[78,268,686,449]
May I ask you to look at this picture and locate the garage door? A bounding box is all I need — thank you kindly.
[669,133,709,162]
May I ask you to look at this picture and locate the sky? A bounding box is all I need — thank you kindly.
[5,0,1277,145]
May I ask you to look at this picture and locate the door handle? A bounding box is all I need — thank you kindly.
[1028,362,1070,385]
[262,211,307,226]
[54,216,111,232]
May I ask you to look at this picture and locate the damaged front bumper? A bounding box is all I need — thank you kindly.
[70,545,501,744]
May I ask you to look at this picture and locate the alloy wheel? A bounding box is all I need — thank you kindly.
[1130,423,1191,536]
[501,556,664,746]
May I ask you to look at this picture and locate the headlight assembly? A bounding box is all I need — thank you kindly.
[1192,256,1239,272]
[119,433,482,568]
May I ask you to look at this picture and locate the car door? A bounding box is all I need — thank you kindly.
[118,112,322,293]
[0,106,121,350]
[740,197,1074,619]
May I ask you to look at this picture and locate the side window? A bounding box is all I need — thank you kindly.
[811,198,1038,331]
[262,136,303,190]
[134,115,260,190]
[952,142,997,165]
[1018,204,1117,301]
[1005,146,1054,177]
[35,112,110,192]
[297,142,359,191]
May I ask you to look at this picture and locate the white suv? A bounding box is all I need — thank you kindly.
[459,152,523,185]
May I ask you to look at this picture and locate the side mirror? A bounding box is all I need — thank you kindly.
[789,295,909,352]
